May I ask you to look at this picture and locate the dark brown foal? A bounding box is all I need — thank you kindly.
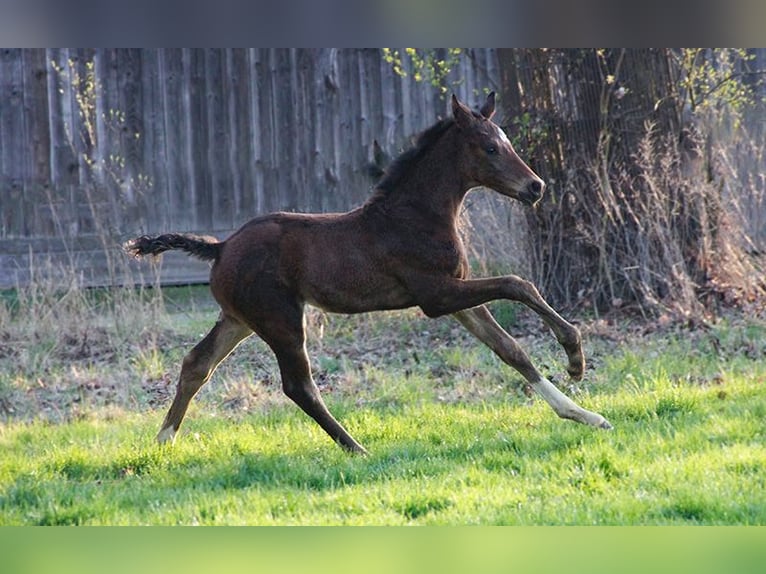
[127,92,611,455]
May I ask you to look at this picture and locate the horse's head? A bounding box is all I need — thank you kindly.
[452,92,545,206]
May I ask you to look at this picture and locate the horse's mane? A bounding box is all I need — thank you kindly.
[375,118,455,194]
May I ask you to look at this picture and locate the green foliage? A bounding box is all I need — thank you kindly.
[674,48,760,130]
[381,48,462,95]
[50,57,152,195]
[509,111,549,155]
[486,301,518,330]
[48,56,155,291]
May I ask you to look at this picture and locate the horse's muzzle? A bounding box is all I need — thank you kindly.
[521,179,545,206]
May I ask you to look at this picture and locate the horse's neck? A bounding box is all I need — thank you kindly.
[367,136,466,227]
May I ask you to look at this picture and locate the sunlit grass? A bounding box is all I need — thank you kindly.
[1,361,763,525]
[1,284,764,525]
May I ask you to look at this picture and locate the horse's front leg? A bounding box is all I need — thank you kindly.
[500,275,586,381]
[453,306,612,429]
[415,274,585,380]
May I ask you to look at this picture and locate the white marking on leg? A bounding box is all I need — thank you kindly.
[156,425,177,444]
[532,377,613,429]
[533,377,580,417]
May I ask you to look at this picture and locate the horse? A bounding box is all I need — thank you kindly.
[125,92,612,455]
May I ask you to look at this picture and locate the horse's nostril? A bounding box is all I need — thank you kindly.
[529,180,544,195]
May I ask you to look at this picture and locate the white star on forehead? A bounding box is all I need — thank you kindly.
[493,124,511,145]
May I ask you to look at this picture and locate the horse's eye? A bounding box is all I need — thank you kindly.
[486,146,497,155]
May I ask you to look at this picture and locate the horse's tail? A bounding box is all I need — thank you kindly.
[124,233,221,262]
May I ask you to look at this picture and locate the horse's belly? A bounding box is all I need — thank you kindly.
[302,268,413,314]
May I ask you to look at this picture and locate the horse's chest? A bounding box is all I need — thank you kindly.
[410,233,467,278]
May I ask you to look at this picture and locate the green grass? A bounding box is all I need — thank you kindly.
[1,285,765,525]
[1,341,764,525]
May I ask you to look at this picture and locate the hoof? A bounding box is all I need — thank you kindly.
[567,366,584,382]
[343,443,369,456]
[566,356,585,381]
[156,426,177,445]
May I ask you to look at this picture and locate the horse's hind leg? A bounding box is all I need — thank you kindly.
[157,313,252,444]
[252,308,368,454]
[453,306,612,429]
[274,342,368,454]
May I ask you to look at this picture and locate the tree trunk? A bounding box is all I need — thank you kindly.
[497,48,762,317]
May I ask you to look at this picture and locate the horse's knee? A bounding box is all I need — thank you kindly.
[512,276,544,302]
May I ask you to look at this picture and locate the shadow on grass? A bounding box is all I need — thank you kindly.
[4,384,756,525]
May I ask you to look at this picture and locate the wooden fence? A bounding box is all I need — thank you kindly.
[0,48,501,288]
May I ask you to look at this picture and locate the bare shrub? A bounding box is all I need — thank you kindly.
[460,191,530,277]
[0,56,168,415]
[564,122,763,317]
[494,48,765,319]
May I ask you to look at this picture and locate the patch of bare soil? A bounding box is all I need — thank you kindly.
[2,304,763,425]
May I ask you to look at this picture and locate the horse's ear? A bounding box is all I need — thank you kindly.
[366,139,389,180]
[480,91,496,119]
[451,94,473,129]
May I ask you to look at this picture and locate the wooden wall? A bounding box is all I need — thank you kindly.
[0,48,501,288]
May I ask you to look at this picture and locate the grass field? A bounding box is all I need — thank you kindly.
[1,286,764,525]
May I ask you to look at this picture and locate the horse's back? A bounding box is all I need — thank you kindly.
[210,210,414,315]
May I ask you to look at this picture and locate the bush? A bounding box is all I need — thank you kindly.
[497,48,765,318]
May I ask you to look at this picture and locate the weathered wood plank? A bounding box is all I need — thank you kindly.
[0,48,26,238]
[1,48,517,289]
[159,49,191,232]
[21,49,51,239]
[138,49,165,231]
[188,49,209,229]
[226,49,252,221]
[247,48,264,216]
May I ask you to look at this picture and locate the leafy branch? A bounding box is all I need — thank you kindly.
[381,48,462,95]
